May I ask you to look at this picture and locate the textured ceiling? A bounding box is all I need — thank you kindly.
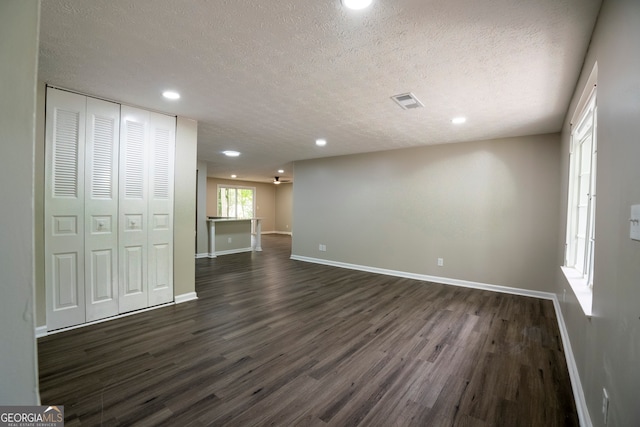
[39,0,602,183]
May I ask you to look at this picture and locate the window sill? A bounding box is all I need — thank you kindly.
[560,266,593,317]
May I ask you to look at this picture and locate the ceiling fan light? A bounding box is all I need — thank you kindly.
[342,0,373,10]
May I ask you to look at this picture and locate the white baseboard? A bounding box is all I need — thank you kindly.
[37,302,174,338]
[195,253,209,259]
[36,294,199,338]
[290,255,555,300]
[552,296,593,427]
[210,247,252,257]
[290,254,591,426]
[35,325,47,338]
[175,292,198,304]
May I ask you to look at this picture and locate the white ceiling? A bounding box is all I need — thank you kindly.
[39,0,602,183]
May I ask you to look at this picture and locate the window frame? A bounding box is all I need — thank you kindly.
[217,184,256,219]
[565,89,597,283]
[562,71,597,317]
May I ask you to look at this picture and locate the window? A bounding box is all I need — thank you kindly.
[563,70,597,316]
[565,89,597,283]
[218,185,255,218]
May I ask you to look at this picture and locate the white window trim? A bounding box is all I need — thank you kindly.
[217,184,256,219]
[561,266,593,317]
[562,64,597,317]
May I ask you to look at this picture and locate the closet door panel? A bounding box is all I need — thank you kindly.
[85,97,120,321]
[118,106,149,313]
[147,112,175,305]
[45,88,87,330]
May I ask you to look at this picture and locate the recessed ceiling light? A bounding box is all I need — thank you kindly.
[231,174,237,178]
[278,169,284,174]
[316,138,327,147]
[451,117,467,124]
[342,0,373,10]
[222,150,241,157]
[162,91,180,100]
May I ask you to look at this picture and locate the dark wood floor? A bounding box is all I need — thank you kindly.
[38,235,578,426]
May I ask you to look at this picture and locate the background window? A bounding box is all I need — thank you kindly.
[218,185,255,219]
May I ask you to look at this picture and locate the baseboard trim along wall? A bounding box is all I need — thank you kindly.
[290,255,553,299]
[35,326,47,339]
[208,247,252,258]
[195,253,209,259]
[36,292,199,338]
[551,297,593,427]
[290,254,591,426]
[174,292,198,304]
[262,231,292,236]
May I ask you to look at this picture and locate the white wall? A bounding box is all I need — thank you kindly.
[0,0,41,404]
[556,0,640,425]
[292,133,561,292]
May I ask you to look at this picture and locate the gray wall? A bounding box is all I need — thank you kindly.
[0,0,40,404]
[292,133,561,292]
[555,0,640,425]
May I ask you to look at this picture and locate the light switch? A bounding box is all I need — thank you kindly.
[631,205,640,241]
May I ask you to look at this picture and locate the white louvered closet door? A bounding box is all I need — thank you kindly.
[118,106,150,313]
[45,89,87,330]
[147,112,176,306]
[84,98,120,322]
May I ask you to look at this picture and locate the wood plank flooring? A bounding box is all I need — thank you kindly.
[38,235,578,426]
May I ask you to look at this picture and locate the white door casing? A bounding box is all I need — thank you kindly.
[45,89,87,330]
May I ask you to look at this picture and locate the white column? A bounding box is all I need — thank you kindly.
[207,219,217,258]
[252,218,262,251]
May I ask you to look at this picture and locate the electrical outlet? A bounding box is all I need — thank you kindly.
[437,258,444,267]
[563,289,567,302]
[602,388,609,425]
[319,244,326,252]
[228,237,232,243]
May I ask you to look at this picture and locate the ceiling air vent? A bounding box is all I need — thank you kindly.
[391,92,424,110]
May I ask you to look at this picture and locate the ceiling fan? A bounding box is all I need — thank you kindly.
[273,176,291,185]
